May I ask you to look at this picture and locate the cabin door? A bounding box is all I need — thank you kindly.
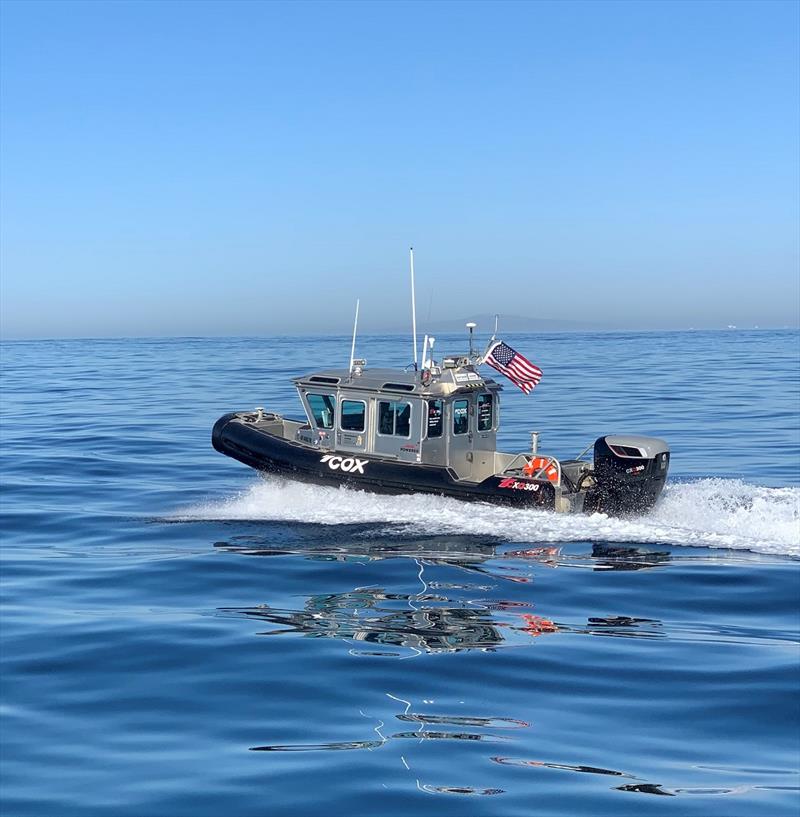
[372,398,419,461]
[336,397,368,453]
[448,397,473,480]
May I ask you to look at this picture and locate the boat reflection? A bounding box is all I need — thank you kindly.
[214,532,546,584]
[252,695,529,752]
[590,543,671,571]
[221,585,672,651]
[567,615,665,640]
[214,532,502,564]
[617,783,676,796]
[214,533,673,575]
[216,535,676,652]
[223,585,517,653]
[492,755,636,778]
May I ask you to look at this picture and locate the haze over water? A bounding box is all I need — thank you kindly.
[1,329,798,816]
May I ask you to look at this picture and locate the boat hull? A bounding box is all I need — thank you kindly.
[212,413,557,508]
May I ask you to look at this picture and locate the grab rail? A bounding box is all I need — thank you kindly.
[502,452,562,487]
[527,455,562,486]
[502,453,532,473]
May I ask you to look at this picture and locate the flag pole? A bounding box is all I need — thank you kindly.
[410,247,418,370]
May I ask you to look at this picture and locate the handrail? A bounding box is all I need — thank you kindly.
[527,455,562,486]
[501,452,532,473]
[572,441,594,462]
[502,452,562,487]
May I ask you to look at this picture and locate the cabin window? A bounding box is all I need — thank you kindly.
[453,399,469,435]
[307,393,336,429]
[427,399,443,438]
[477,393,493,431]
[378,400,411,437]
[340,399,366,432]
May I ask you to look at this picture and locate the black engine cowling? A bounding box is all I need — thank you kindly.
[586,435,670,515]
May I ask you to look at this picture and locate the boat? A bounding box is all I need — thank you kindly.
[212,254,669,516]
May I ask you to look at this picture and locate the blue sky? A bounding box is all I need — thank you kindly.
[1,0,798,338]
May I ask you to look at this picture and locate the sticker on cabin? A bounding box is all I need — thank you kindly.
[320,454,368,474]
[427,403,443,435]
[478,400,492,428]
[497,477,540,492]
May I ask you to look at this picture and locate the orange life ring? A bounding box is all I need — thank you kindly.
[523,456,559,483]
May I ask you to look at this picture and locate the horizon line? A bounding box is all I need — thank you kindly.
[2,326,798,343]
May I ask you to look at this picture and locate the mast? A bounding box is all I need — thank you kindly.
[349,298,360,374]
[410,247,418,370]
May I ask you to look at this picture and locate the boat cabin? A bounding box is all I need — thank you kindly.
[292,360,503,482]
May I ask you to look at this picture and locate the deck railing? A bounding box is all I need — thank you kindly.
[501,452,562,487]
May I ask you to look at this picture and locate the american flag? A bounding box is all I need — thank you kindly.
[483,340,543,394]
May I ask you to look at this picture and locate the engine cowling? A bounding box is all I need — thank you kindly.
[587,435,670,515]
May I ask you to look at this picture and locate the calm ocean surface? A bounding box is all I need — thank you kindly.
[1,330,799,817]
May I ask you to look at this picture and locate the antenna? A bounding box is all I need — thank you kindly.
[466,321,476,359]
[349,298,360,374]
[410,247,418,370]
[493,314,499,340]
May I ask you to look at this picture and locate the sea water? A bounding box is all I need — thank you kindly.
[1,330,798,816]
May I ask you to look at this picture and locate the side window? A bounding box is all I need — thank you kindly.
[340,400,366,432]
[477,393,493,431]
[395,402,411,436]
[307,393,336,429]
[378,401,411,437]
[427,400,443,438]
[453,399,469,435]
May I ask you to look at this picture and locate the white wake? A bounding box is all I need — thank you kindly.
[177,477,800,557]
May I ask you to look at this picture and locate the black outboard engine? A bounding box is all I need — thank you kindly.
[587,435,670,515]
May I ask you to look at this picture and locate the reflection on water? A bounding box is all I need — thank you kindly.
[419,785,504,796]
[397,714,529,728]
[215,533,542,585]
[219,533,749,799]
[222,586,518,654]
[617,783,676,796]
[577,616,665,640]
[250,693,721,799]
[492,757,753,798]
[251,740,385,752]
[251,693,520,796]
[214,533,793,802]
[222,598,668,658]
[252,696,527,754]
[222,586,661,653]
[591,544,672,571]
[215,533,675,574]
[217,535,681,655]
[493,755,636,778]
[214,533,502,565]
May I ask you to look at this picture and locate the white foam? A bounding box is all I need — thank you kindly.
[177,477,800,557]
